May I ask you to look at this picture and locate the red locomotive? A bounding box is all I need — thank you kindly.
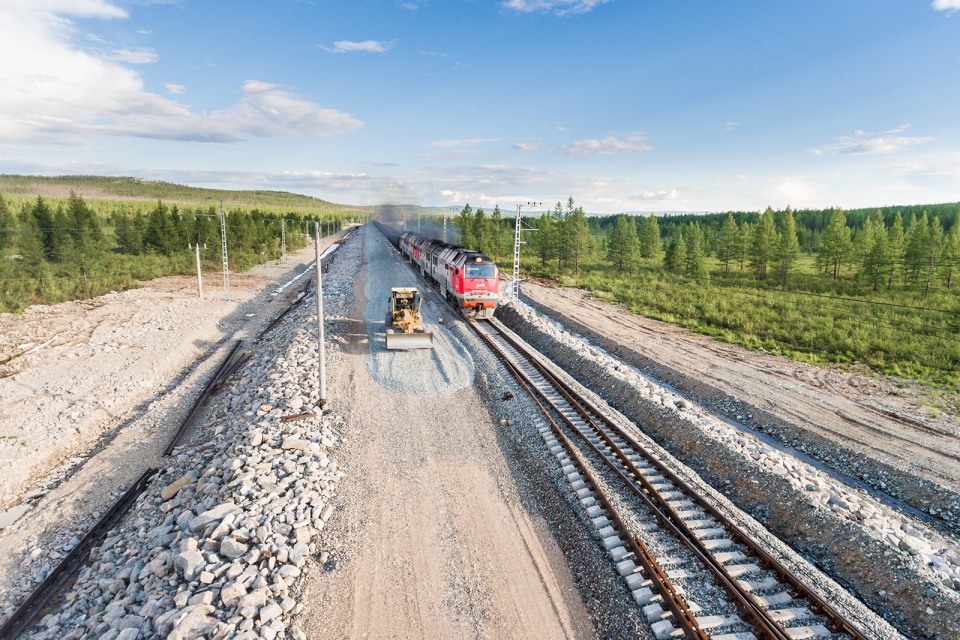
[397,230,499,318]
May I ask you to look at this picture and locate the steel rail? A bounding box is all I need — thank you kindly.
[486,318,871,640]
[163,339,243,456]
[0,469,158,639]
[469,320,708,640]
[484,319,792,639]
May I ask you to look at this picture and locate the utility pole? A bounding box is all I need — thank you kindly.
[314,225,327,407]
[195,244,203,300]
[513,202,540,300]
[281,218,287,268]
[219,199,229,297]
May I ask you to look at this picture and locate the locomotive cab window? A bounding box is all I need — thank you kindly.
[465,264,495,279]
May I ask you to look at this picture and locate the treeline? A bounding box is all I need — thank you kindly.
[0,192,352,312]
[447,199,960,384]
[451,201,960,297]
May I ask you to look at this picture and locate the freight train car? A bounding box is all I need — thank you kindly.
[393,229,499,319]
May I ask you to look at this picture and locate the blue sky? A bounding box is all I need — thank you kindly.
[1,0,958,213]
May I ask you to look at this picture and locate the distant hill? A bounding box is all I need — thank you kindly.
[0,174,365,214]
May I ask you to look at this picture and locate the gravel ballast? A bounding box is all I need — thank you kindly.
[498,298,960,640]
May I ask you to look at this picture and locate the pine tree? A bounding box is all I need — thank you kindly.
[924,216,944,294]
[819,209,852,279]
[536,212,556,269]
[737,221,750,270]
[112,210,143,254]
[18,200,46,268]
[716,213,738,274]
[606,215,638,273]
[903,212,930,285]
[490,205,503,262]
[862,228,891,291]
[553,201,567,272]
[685,224,708,280]
[566,206,590,275]
[772,209,800,287]
[940,219,960,288]
[474,207,487,252]
[639,214,663,264]
[456,203,474,249]
[887,212,904,290]
[749,206,776,280]
[30,196,56,261]
[0,195,14,250]
[664,231,687,274]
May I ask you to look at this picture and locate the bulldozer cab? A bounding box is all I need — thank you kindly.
[390,287,420,314]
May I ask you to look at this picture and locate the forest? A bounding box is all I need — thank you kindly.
[0,191,359,313]
[447,199,960,388]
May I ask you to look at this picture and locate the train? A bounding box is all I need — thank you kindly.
[375,222,500,318]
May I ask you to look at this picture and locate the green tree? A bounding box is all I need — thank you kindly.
[536,211,557,269]
[887,212,904,291]
[685,223,708,280]
[112,210,143,254]
[639,214,663,264]
[553,201,567,272]
[456,203,474,249]
[30,196,56,261]
[819,208,852,279]
[737,221,750,270]
[716,213,739,274]
[18,200,46,267]
[772,209,800,287]
[940,219,960,288]
[749,206,776,280]
[566,206,590,275]
[924,216,944,294]
[474,207,487,252]
[664,230,687,274]
[606,214,638,273]
[862,227,891,292]
[490,205,503,261]
[0,195,14,250]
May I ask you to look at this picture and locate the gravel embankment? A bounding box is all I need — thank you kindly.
[11,238,358,640]
[497,298,960,640]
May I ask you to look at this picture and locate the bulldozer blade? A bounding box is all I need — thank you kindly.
[386,332,435,350]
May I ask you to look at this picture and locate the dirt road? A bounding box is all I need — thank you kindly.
[296,229,594,639]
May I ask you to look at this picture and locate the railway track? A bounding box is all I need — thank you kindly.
[469,316,872,640]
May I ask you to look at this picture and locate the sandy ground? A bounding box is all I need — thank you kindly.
[519,282,960,523]
[0,237,342,610]
[296,229,594,639]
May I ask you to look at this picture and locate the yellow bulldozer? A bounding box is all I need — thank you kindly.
[385,287,434,350]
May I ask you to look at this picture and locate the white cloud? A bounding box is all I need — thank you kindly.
[502,0,610,16]
[109,47,157,64]
[513,142,545,151]
[319,39,395,54]
[932,0,960,12]
[723,122,740,132]
[163,83,185,94]
[0,3,361,144]
[632,189,680,201]
[559,132,652,155]
[813,126,932,156]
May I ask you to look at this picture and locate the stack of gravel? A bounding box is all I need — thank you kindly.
[19,234,363,640]
[503,298,960,595]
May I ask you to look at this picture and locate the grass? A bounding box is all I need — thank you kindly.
[520,251,960,390]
